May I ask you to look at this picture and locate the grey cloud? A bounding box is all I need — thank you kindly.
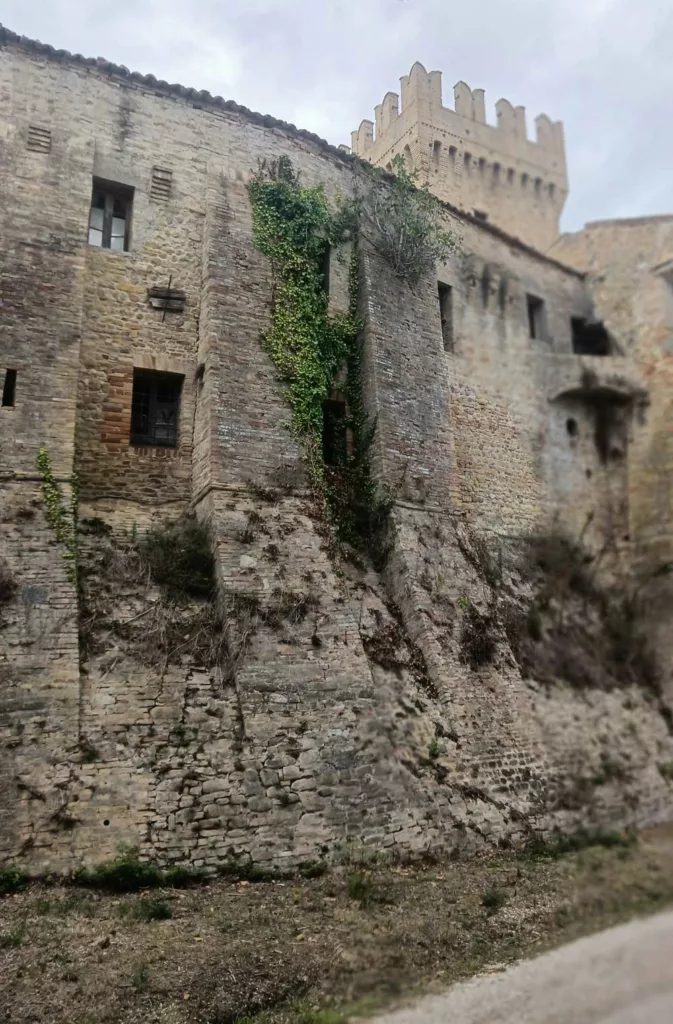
[2,0,672,230]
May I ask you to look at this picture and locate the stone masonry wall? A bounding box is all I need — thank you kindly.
[1,33,673,872]
[551,218,673,685]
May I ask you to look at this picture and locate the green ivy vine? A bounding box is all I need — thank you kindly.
[36,447,78,582]
[247,156,390,554]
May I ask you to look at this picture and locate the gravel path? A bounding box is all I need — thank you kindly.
[370,910,673,1023]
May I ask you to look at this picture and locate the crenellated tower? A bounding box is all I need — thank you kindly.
[351,62,568,252]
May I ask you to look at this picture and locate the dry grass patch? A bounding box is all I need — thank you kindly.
[2,826,673,1023]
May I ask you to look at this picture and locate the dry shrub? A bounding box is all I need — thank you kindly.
[522,531,596,602]
[139,515,215,600]
[506,532,663,698]
[460,604,499,670]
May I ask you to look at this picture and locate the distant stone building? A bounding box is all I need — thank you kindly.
[1,26,672,875]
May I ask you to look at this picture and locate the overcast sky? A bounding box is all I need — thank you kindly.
[2,0,672,232]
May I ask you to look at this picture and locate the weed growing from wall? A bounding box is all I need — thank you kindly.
[247,156,390,553]
[36,447,78,583]
[337,154,458,284]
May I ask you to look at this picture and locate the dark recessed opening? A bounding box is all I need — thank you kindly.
[438,282,453,351]
[527,295,546,339]
[130,369,183,448]
[566,417,578,439]
[1,369,17,408]
[586,468,593,479]
[103,819,110,826]
[322,399,348,466]
[524,296,544,339]
[571,317,611,356]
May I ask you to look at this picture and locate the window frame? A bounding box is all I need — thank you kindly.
[88,180,134,251]
[130,369,184,449]
[526,294,546,340]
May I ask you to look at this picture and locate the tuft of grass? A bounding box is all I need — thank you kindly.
[128,898,173,923]
[75,849,201,893]
[481,887,508,914]
[347,872,378,909]
[0,867,28,895]
[0,925,25,949]
[521,829,636,861]
[218,859,275,883]
[165,865,203,888]
[131,964,150,992]
[299,861,328,880]
[428,738,441,760]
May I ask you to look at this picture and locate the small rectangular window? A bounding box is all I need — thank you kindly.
[527,294,545,339]
[438,283,453,352]
[2,369,17,408]
[89,180,133,251]
[130,369,183,448]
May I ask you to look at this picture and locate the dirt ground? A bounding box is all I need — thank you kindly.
[2,827,673,1024]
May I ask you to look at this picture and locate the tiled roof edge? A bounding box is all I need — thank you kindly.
[0,24,585,279]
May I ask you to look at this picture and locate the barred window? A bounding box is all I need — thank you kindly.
[130,370,183,448]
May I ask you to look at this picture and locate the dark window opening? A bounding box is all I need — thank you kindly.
[449,146,457,161]
[566,417,578,438]
[321,244,331,297]
[2,369,17,408]
[594,398,628,463]
[322,399,348,466]
[130,369,183,448]
[438,283,453,352]
[527,294,545,339]
[571,317,611,356]
[478,157,486,174]
[89,180,133,251]
[432,140,442,165]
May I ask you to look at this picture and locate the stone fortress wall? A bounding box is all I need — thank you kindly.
[1,26,673,874]
[351,62,567,252]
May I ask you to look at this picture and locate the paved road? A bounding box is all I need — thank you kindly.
[370,910,673,1023]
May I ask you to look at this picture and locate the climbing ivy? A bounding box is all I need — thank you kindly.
[247,156,389,552]
[248,157,360,457]
[36,447,78,582]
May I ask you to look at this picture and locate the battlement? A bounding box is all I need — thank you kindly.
[352,62,565,161]
[351,62,568,252]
